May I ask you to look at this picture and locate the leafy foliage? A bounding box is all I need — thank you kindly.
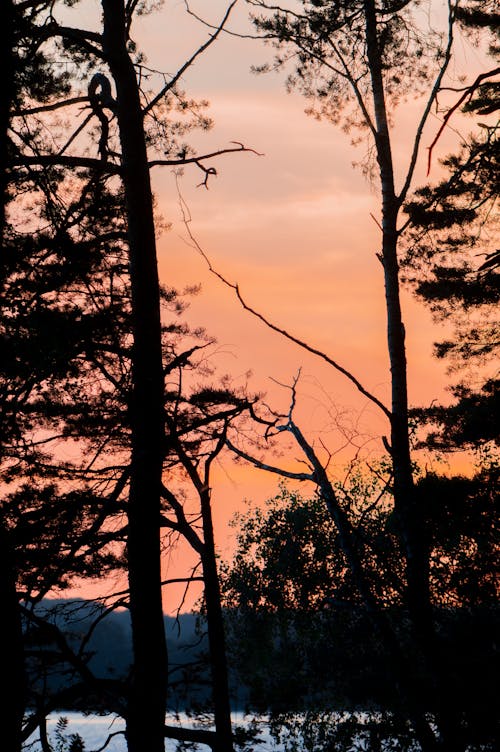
[222,480,499,747]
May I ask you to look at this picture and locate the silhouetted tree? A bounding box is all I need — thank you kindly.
[246,0,450,652]
[6,2,253,749]
[403,4,499,451]
[223,479,499,750]
[206,1,499,747]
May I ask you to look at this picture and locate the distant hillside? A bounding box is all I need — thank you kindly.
[25,600,218,710]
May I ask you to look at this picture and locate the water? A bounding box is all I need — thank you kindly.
[23,710,435,751]
[24,712,276,751]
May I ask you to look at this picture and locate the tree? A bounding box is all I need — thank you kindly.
[222,480,499,751]
[1,4,24,747]
[403,4,499,451]
[2,141,132,752]
[246,0,451,644]
[1,4,120,747]
[6,2,255,749]
[191,0,498,747]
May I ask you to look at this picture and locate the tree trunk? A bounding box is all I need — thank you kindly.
[0,6,26,751]
[101,3,167,751]
[363,2,442,749]
[0,0,14,242]
[363,0,432,641]
[0,524,25,752]
[363,4,472,750]
[200,487,234,752]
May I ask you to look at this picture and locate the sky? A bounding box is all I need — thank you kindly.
[57,0,491,613]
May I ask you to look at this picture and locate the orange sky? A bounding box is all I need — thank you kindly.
[58,1,489,613]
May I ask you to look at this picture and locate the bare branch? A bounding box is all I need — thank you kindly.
[175,562,203,620]
[185,0,277,40]
[14,96,89,117]
[177,183,392,419]
[149,142,263,188]
[399,0,456,199]
[143,1,239,116]
[226,438,314,481]
[160,484,204,555]
[57,111,94,156]
[161,576,204,586]
[426,65,500,176]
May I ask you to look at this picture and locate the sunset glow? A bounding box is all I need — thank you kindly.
[50,0,493,615]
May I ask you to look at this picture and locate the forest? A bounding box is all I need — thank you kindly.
[1,1,498,751]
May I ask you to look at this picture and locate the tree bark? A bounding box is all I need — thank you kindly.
[0,5,26,751]
[101,3,167,751]
[200,487,234,752]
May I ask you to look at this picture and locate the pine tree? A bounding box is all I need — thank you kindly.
[403,3,499,450]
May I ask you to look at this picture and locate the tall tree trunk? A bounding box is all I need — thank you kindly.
[363,0,432,641]
[200,487,234,752]
[363,3,468,750]
[0,0,13,241]
[0,5,26,751]
[101,3,167,751]
[362,2,443,749]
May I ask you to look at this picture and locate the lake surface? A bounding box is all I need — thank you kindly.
[25,710,425,751]
[25,711,278,751]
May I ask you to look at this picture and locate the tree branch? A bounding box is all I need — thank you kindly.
[399,0,455,197]
[160,484,204,554]
[14,96,89,117]
[143,1,238,116]
[177,185,392,419]
[226,438,314,480]
[148,142,263,188]
[426,65,500,176]
[163,724,217,748]
[35,21,105,61]
[9,154,120,174]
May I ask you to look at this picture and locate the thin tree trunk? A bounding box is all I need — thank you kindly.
[291,421,441,750]
[101,3,167,751]
[363,3,470,750]
[200,487,234,752]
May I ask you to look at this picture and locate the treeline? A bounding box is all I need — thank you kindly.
[25,597,499,722]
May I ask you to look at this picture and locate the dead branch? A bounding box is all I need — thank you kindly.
[427,66,500,176]
[14,96,90,117]
[149,142,262,188]
[226,438,314,481]
[143,1,239,117]
[177,182,392,419]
